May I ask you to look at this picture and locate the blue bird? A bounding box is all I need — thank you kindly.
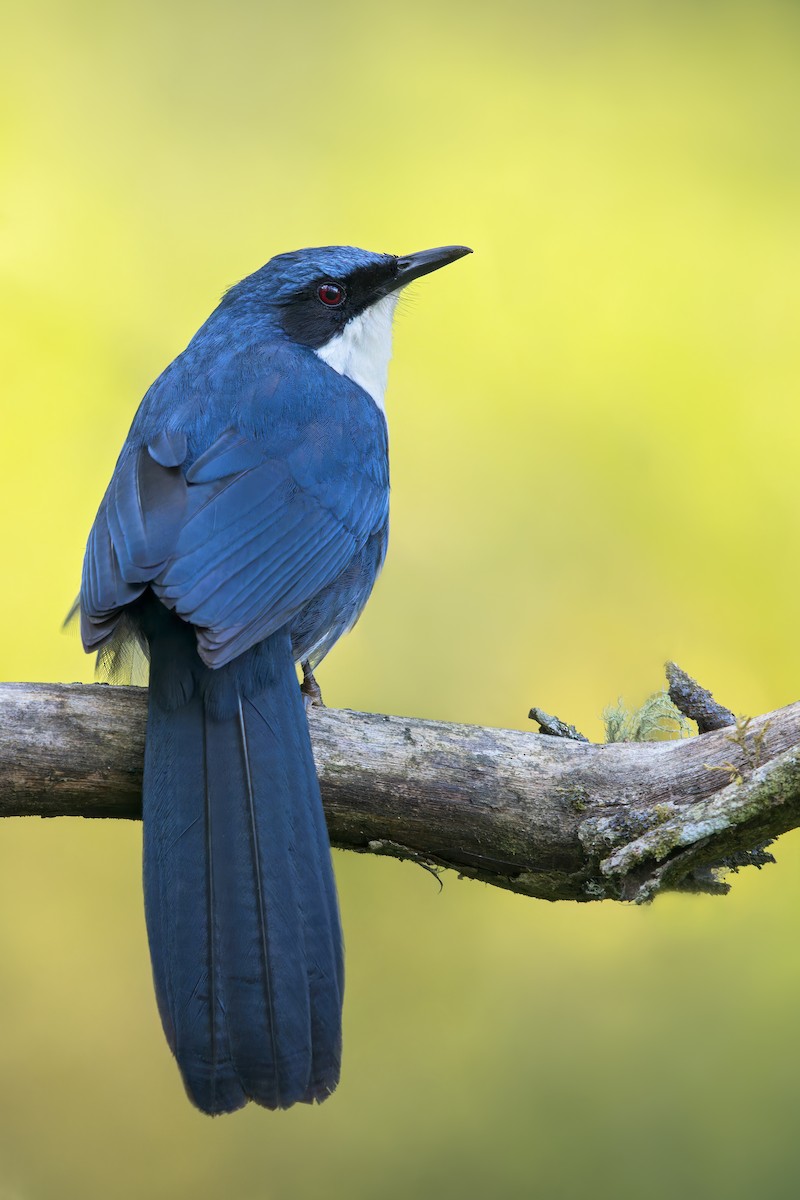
[78,243,472,1114]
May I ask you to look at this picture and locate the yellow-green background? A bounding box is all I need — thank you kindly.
[2,1,800,1197]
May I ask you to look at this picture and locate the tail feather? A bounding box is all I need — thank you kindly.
[142,628,342,1114]
[249,689,345,1086]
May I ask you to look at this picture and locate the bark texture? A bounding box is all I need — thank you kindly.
[2,681,799,903]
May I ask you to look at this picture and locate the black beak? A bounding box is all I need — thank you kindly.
[387,245,472,294]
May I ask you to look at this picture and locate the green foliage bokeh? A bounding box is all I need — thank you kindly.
[1,2,800,1197]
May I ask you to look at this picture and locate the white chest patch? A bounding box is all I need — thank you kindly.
[315,293,399,414]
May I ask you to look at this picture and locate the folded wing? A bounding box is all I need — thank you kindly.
[81,426,388,667]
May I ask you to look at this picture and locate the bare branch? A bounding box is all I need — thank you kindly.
[1,682,799,904]
[666,661,736,732]
[528,707,589,743]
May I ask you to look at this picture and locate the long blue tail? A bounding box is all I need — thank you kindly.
[141,617,343,1114]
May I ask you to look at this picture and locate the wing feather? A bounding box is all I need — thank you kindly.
[82,408,388,667]
[151,429,387,666]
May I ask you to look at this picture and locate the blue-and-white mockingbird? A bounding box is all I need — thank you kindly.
[78,243,472,1114]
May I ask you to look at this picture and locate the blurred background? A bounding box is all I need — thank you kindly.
[2,0,800,1196]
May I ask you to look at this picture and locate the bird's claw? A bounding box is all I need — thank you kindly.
[301,661,325,711]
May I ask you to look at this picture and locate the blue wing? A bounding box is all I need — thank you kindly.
[80,429,188,649]
[81,384,389,668]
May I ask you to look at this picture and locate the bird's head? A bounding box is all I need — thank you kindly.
[225,244,472,411]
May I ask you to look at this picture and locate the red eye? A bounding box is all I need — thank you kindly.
[318,282,345,306]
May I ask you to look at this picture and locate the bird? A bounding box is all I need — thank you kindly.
[78,242,472,1114]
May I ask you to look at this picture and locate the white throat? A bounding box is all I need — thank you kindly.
[315,293,399,414]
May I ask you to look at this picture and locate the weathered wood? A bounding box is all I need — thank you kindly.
[1,682,799,903]
[666,660,737,733]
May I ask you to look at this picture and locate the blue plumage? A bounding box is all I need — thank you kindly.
[142,607,343,1111]
[79,243,471,1113]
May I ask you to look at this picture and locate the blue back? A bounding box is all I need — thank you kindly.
[81,289,390,672]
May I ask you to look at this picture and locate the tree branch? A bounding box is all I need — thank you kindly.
[665,660,737,732]
[2,681,799,903]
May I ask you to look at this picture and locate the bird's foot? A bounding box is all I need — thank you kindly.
[301,661,325,711]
